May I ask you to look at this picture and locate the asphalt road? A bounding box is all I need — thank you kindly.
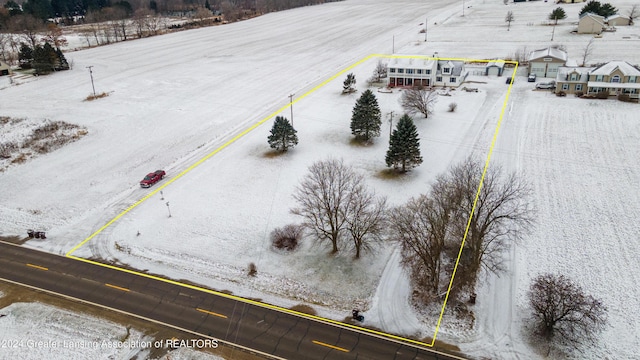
[0,241,466,360]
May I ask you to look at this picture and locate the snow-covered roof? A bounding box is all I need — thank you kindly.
[579,12,604,22]
[486,60,505,68]
[564,59,578,67]
[556,66,593,82]
[590,61,640,76]
[528,47,568,62]
[607,14,627,20]
[388,57,436,69]
[587,81,640,89]
[437,60,465,76]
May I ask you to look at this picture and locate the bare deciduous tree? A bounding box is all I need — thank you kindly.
[372,59,387,82]
[445,157,534,292]
[628,4,638,25]
[528,273,608,347]
[400,87,437,118]
[344,187,387,259]
[292,158,385,257]
[581,38,595,66]
[292,159,362,254]
[505,10,514,31]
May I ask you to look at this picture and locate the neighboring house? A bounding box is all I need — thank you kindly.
[528,47,568,78]
[0,61,11,76]
[555,66,593,94]
[578,12,606,34]
[485,60,505,76]
[387,56,468,88]
[555,60,640,100]
[607,15,631,26]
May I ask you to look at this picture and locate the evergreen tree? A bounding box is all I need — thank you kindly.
[55,47,69,70]
[385,114,422,172]
[268,116,298,152]
[350,89,381,142]
[19,43,34,68]
[580,0,602,16]
[549,7,566,25]
[342,73,356,93]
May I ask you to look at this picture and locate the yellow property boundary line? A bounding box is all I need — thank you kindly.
[65,54,517,352]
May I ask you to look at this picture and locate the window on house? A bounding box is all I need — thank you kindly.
[407,79,413,86]
[596,75,604,82]
[443,67,450,74]
[611,75,621,83]
[406,69,414,74]
[562,83,569,91]
[450,77,456,83]
[436,76,442,82]
[570,73,578,81]
[576,84,583,91]
[398,68,404,74]
[390,68,396,73]
[417,69,423,74]
[629,76,637,83]
[426,69,431,75]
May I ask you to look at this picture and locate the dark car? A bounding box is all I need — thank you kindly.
[140,170,166,188]
[506,77,514,84]
[528,74,536,82]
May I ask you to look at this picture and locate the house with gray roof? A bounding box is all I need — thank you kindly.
[528,47,568,78]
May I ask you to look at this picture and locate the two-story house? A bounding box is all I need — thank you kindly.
[529,47,568,78]
[555,60,640,100]
[387,56,467,88]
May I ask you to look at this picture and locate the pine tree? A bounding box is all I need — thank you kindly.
[268,116,298,152]
[342,73,356,94]
[385,114,422,172]
[549,7,567,25]
[350,89,382,142]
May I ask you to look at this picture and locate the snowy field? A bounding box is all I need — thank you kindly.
[1,0,640,359]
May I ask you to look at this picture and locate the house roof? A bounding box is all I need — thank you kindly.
[556,66,593,82]
[388,57,437,69]
[579,12,604,21]
[437,60,465,76]
[486,60,506,68]
[590,61,640,76]
[607,14,627,20]
[587,81,640,89]
[529,47,568,62]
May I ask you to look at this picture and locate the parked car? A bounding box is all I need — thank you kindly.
[536,81,556,90]
[505,77,514,84]
[528,74,536,82]
[140,170,166,188]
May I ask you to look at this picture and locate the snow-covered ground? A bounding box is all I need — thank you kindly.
[1,0,639,359]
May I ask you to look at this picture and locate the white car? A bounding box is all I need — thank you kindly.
[536,81,556,90]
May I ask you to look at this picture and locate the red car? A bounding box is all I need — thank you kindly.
[140,170,166,188]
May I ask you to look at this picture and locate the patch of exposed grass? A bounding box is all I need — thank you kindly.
[85,92,110,101]
[289,304,317,316]
[375,168,406,180]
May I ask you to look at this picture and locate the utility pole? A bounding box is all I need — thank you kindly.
[392,35,395,54]
[86,66,96,97]
[462,0,465,16]
[551,23,556,41]
[388,111,395,141]
[288,93,294,128]
[166,201,171,218]
[424,18,427,42]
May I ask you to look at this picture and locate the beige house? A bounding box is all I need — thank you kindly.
[528,47,567,78]
[0,61,11,76]
[578,12,606,34]
[387,57,468,88]
[555,61,640,100]
[607,15,631,26]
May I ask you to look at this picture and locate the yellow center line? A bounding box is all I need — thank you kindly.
[312,340,350,353]
[105,283,130,292]
[196,308,228,319]
[26,263,48,271]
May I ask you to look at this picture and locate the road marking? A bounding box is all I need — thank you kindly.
[196,308,228,319]
[105,283,130,292]
[26,263,48,271]
[312,340,349,353]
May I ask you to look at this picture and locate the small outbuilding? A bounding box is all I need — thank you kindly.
[485,60,505,76]
[0,61,11,76]
[578,12,606,34]
[607,15,631,26]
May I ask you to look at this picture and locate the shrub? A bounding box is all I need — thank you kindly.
[575,91,584,98]
[248,262,257,276]
[448,102,457,112]
[271,224,303,251]
[595,91,610,99]
[618,94,635,103]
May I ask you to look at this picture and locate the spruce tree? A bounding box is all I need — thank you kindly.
[385,114,422,172]
[350,89,382,142]
[342,73,356,93]
[268,116,298,152]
